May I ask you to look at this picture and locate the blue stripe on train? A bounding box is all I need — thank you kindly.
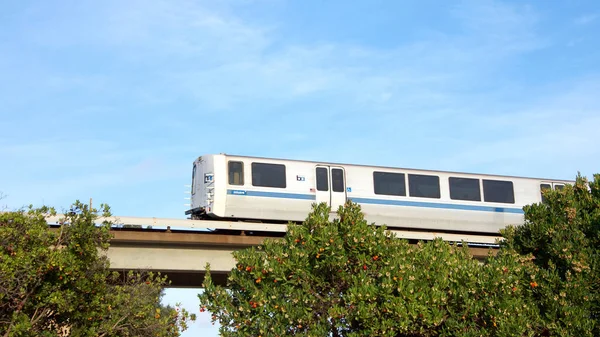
[227,189,316,200]
[349,197,524,214]
[226,189,524,214]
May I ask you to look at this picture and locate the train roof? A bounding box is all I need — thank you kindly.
[198,153,575,183]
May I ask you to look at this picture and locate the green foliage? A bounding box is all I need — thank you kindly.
[500,173,600,336]
[199,201,566,336]
[0,201,195,336]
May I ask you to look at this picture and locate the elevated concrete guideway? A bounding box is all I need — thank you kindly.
[42,214,502,287]
[105,230,268,288]
[104,230,499,287]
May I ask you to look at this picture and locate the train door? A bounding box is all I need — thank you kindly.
[315,165,346,210]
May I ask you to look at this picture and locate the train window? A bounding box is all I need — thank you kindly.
[316,167,328,191]
[449,177,481,201]
[373,171,406,196]
[408,174,440,198]
[482,179,514,203]
[540,183,551,202]
[331,168,344,192]
[228,161,244,185]
[555,184,564,190]
[251,162,286,188]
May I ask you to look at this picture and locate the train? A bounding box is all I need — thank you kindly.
[185,153,572,235]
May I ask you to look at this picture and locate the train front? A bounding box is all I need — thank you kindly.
[185,155,216,220]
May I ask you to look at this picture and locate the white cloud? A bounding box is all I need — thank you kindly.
[19,0,539,114]
[574,13,598,25]
[0,137,197,212]
[4,0,547,114]
[432,76,600,178]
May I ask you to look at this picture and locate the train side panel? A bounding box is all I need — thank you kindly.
[345,165,536,233]
[344,165,563,234]
[211,155,228,217]
[220,156,316,222]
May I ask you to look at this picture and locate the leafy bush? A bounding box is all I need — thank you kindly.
[199,174,599,336]
[0,201,195,336]
[500,173,599,336]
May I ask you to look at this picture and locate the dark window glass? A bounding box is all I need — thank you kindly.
[555,184,564,190]
[373,171,406,196]
[540,183,551,202]
[408,174,440,198]
[482,179,514,203]
[449,177,481,201]
[228,161,244,185]
[332,168,344,192]
[251,163,286,188]
[316,167,328,191]
[191,164,196,194]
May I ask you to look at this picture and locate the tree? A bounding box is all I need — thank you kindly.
[500,173,599,336]
[0,200,195,337]
[199,201,566,336]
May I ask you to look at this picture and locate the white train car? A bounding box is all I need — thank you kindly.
[185,154,572,234]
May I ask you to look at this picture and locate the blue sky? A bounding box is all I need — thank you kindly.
[1,0,599,335]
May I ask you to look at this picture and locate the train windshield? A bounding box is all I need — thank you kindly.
[191,164,196,195]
